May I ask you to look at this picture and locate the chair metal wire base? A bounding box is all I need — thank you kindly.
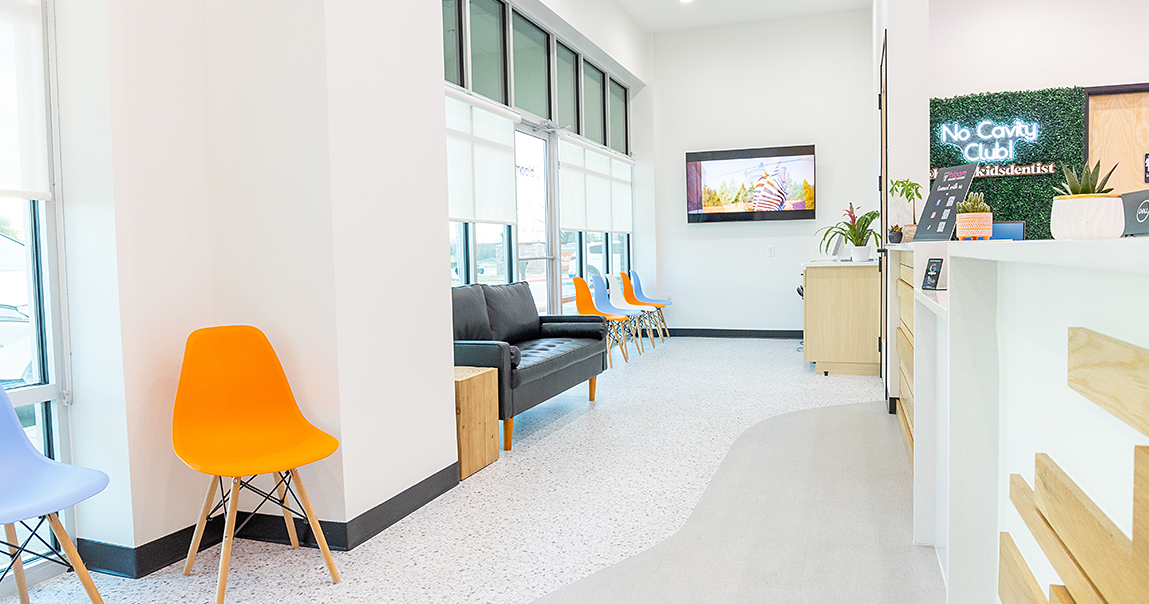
[205,472,306,540]
[1,517,71,583]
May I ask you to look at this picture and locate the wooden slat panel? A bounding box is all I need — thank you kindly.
[897,279,914,338]
[899,368,914,431]
[897,325,914,390]
[1134,446,1149,572]
[1000,532,1048,604]
[1009,474,1106,604]
[899,262,914,286]
[1034,453,1145,604]
[1049,585,1077,604]
[897,398,913,468]
[1068,327,1149,438]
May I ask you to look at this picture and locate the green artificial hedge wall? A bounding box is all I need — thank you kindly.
[929,87,1086,239]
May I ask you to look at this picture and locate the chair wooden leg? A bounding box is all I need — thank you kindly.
[645,313,657,348]
[45,514,103,604]
[216,477,241,604]
[184,475,219,575]
[288,469,340,583]
[631,319,644,354]
[504,417,514,450]
[275,473,299,549]
[658,309,669,340]
[589,376,597,401]
[620,325,630,362]
[4,523,30,604]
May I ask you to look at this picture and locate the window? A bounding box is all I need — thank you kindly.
[560,231,580,314]
[474,223,510,284]
[515,131,548,312]
[582,63,606,146]
[1,0,71,572]
[555,43,579,133]
[511,13,549,120]
[442,0,463,86]
[585,232,605,280]
[449,221,466,286]
[610,233,629,275]
[608,79,628,154]
[469,0,506,104]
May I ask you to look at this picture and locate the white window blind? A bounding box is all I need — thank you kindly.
[0,0,51,201]
[558,134,632,233]
[445,85,519,224]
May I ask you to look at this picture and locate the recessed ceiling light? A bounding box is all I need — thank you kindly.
[681,0,692,3]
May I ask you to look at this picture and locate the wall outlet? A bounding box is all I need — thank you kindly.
[767,246,776,257]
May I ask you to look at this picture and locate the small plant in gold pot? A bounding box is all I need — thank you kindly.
[956,192,993,240]
[1050,160,1124,240]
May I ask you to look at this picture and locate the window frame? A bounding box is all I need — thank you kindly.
[467,0,510,106]
[607,78,629,155]
[509,9,551,122]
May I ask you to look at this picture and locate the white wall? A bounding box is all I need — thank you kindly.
[55,0,458,548]
[650,9,875,330]
[930,0,1149,99]
[322,0,458,521]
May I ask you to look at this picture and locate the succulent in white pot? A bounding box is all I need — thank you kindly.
[1050,161,1124,240]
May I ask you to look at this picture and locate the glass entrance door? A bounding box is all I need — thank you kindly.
[514,130,552,312]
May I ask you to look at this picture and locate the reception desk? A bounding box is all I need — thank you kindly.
[802,260,880,376]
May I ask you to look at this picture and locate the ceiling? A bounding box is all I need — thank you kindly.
[613,0,871,32]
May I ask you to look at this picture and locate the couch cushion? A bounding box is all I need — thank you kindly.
[481,282,541,343]
[452,285,493,341]
[511,337,603,388]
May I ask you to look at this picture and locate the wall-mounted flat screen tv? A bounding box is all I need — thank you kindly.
[686,145,816,223]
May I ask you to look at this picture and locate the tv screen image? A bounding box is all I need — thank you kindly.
[686,145,816,223]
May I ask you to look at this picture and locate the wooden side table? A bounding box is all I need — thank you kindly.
[453,366,500,480]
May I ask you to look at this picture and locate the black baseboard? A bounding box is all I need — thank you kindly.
[77,462,459,579]
[668,328,802,339]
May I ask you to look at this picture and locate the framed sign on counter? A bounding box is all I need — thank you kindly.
[915,164,978,241]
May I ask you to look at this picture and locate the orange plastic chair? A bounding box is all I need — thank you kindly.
[620,273,667,342]
[173,325,340,604]
[573,277,629,367]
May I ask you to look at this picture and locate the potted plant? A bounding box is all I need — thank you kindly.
[888,224,903,244]
[956,192,993,240]
[818,203,880,262]
[890,178,923,242]
[1050,160,1124,239]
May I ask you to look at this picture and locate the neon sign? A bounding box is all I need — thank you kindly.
[939,119,1039,163]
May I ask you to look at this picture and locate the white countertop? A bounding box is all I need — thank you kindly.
[914,289,949,318]
[802,259,879,268]
[885,243,914,251]
[947,238,1149,276]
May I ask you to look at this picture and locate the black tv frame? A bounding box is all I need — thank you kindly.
[686,144,816,224]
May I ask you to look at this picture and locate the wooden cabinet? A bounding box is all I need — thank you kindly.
[802,263,880,375]
[453,366,500,480]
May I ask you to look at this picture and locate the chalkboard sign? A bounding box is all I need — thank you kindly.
[915,163,978,241]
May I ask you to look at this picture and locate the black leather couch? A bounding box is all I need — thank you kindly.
[452,282,607,450]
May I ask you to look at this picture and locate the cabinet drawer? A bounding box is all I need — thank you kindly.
[897,279,914,337]
[899,250,914,269]
[899,263,914,287]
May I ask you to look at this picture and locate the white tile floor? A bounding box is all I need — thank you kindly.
[3,338,905,604]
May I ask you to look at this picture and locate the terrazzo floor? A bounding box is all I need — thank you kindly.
[3,337,888,604]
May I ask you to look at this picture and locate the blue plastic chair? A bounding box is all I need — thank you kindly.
[1,387,109,604]
[629,271,672,339]
[629,271,672,306]
[591,274,644,355]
